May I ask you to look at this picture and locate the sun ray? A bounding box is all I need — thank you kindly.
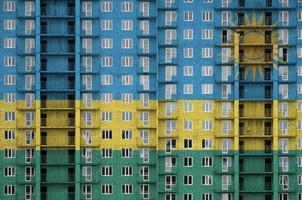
[257,65,264,80]
[251,66,256,80]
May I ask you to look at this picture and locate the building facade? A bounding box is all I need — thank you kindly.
[0,0,302,200]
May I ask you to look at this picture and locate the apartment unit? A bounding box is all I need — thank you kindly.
[0,0,302,200]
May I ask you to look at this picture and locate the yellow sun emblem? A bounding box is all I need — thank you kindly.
[221,11,284,80]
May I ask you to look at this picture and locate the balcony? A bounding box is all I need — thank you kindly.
[264,127,272,136]
[264,108,272,117]
[264,145,272,154]
[265,53,272,62]
[40,100,75,109]
[40,118,75,128]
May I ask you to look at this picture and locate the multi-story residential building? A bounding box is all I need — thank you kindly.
[0,0,302,200]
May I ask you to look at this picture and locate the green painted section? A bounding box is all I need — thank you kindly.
[0,150,301,199]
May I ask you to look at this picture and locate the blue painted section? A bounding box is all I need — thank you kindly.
[0,1,301,101]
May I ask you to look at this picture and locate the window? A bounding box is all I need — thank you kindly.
[122,130,132,140]
[82,185,92,199]
[5,112,15,121]
[201,157,213,167]
[222,48,232,63]
[184,120,193,130]
[121,166,133,176]
[82,38,92,53]
[202,11,213,21]
[4,185,15,195]
[101,130,112,140]
[25,112,34,126]
[202,29,213,39]
[25,38,35,53]
[184,66,193,76]
[222,0,231,7]
[201,139,213,149]
[101,2,113,12]
[184,102,193,112]
[222,11,231,26]
[184,84,193,94]
[25,56,35,71]
[298,29,302,40]
[101,112,112,121]
[25,20,35,35]
[121,184,133,194]
[25,166,34,181]
[82,20,92,35]
[201,66,213,76]
[4,93,15,103]
[82,166,92,181]
[4,167,15,177]
[184,157,193,167]
[121,38,133,49]
[25,1,35,16]
[82,57,92,72]
[184,139,193,148]
[279,175,289,190]
[121,2,133,12]
[202,193,213,200]
[101,38,113,49]
[140,20,149,35]
[201,175,213,185]
[202,102,213,112]
[121,75,133,85]
[4,130,15,140]
[184,29,193,39]
[201,84,213,94]
[222,175,232,190]
[101,184,112,194]
[82,1,92,16]
[165,29,177,44]
[4,38,15,48]
[101,166,112,176]
[101,20,113,30]
[202,120,213,130]
[4,149,15,158]
[121,56,133,67]
[101,93,113,103]
[184,175,193,185]
[82,130,92,144]
[201,48,213,58]
[4,75,16,85]
[121,148,132,158]
[101,75,113,85]
[298,157,302,167]
[279,157,289,172]
[279,66,288,81]
[4,20,15,30]
[184,48,193,58]
[101,56,113,67]
[121,20,133,30]
[139,2,149,17]
[299,48,302,58]
[4,56,16,67]
[184,11,193,21]
[3,1,15,12]
[279,29,288,44]
[280,11,289,26]
[101,148,112,158]
[82,75,92,90]
[121,112,132,121]
[222,102,231,116]
[121,93,133,103]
